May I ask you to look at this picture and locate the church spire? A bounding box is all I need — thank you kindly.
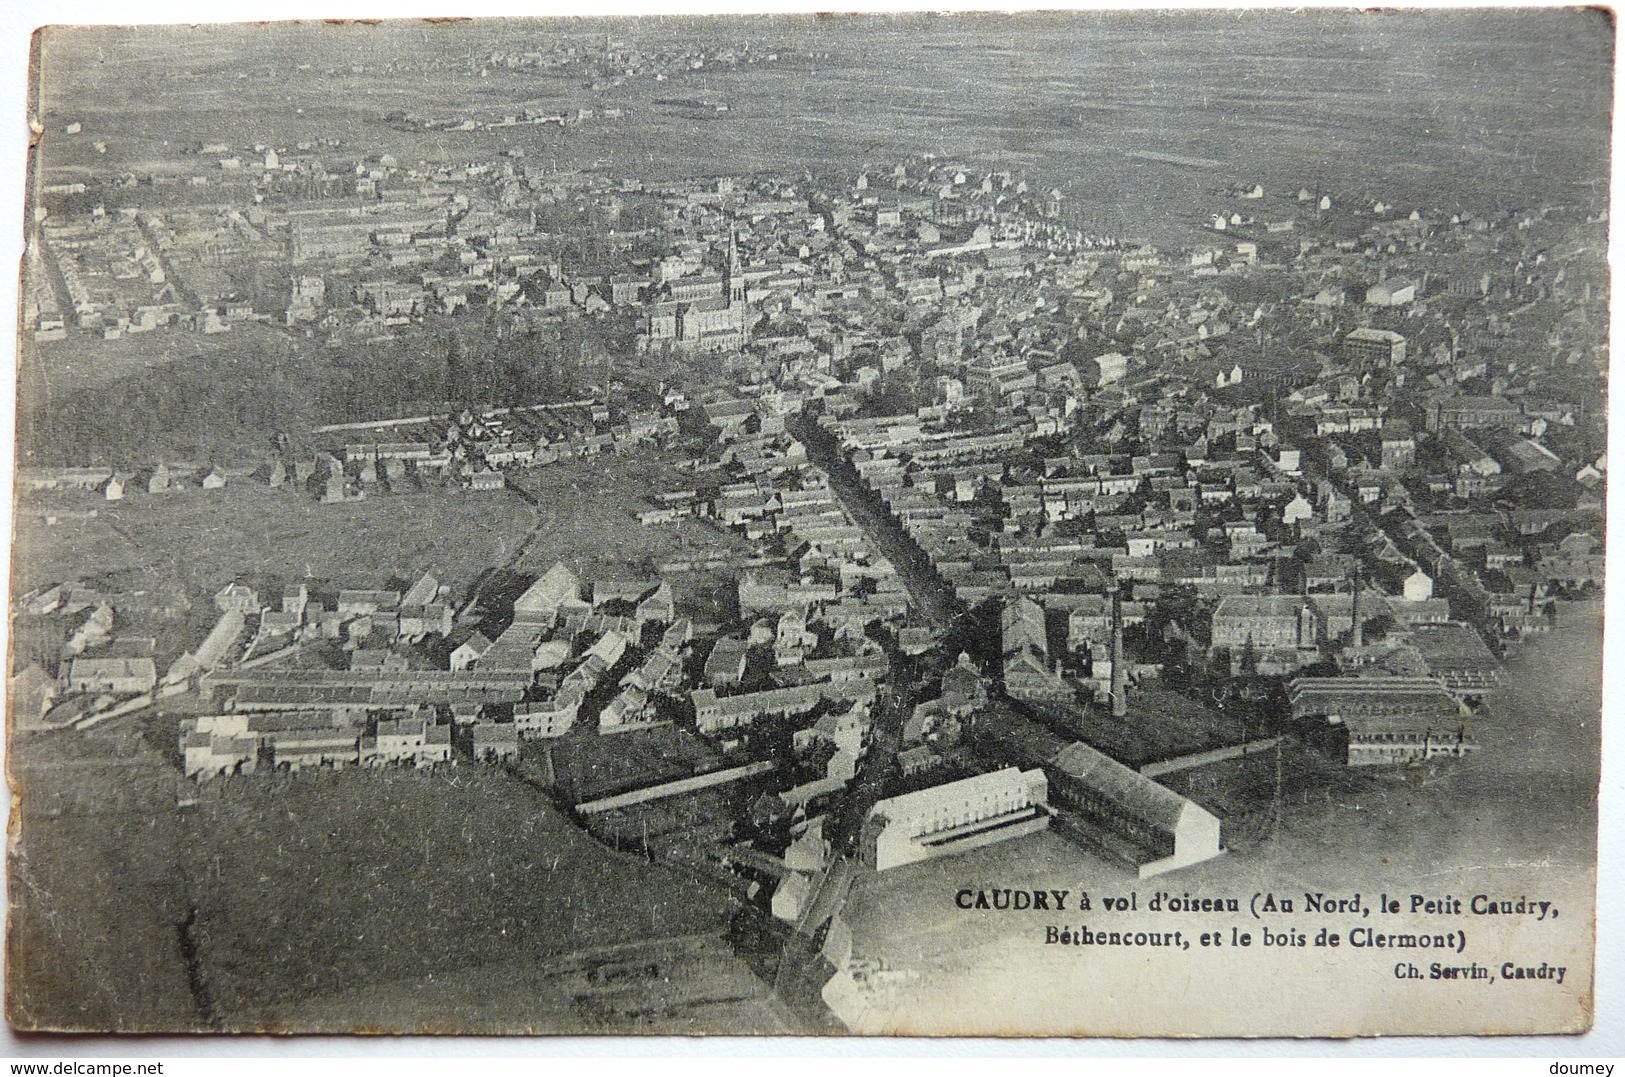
[727,221,743,304]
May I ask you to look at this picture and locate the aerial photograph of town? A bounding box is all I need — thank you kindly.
[4,9,1611,1038]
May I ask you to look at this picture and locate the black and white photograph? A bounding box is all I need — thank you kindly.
[4,6,1611,1038]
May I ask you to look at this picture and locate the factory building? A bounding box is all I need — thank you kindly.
[978,719,1225,879]
[862,767,1050,872]
[1289,675,1474,766]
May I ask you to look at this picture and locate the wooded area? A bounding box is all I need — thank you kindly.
[16,313,644,467]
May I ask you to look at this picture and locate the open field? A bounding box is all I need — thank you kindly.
[34,13,1612,250]
[12,481,538,600]
[8,727,743,1031]
[256,931,797,1035]
[6,729,200,1031]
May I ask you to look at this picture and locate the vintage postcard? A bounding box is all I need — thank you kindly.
[6,9,1608,1036]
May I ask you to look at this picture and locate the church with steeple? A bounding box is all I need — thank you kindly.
[671,220,749,352]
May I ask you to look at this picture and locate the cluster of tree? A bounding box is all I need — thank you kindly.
[19,343,331,466]
[20,308,655,466]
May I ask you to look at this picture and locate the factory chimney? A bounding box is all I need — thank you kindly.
[1110,581,1127,718]
[1350,564,1364,651]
